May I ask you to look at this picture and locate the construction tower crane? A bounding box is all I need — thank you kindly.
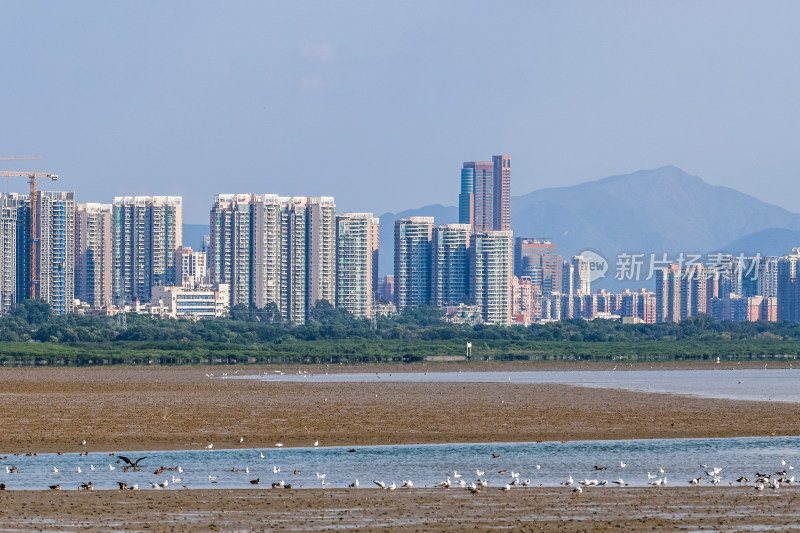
[0,171,59,299]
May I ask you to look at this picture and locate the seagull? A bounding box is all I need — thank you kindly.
[435,477,451,488]
[129,484,139,490]
[373,480,386,489]
[476,469,485,476]
[535,465,542,470]
[109,464,115,471]
[275,443,284,447]
[402,480,413,488]
[237,437,244,444]
[348,479,359,488]
[564,476,574,487]
[80,440,87,446]
[314,440,319,447]
[572,486,582,494]
[208,475,218,482]
[77,467,82,474]
[453,471,462,478]
[260,452,265,459]
[273,466,280,474]
[613,478,626,486]
[620,461,627,468]
[502,484,512,491]
[53,467,59,473]
[172,475,182,483]
[316,472,326,479]
[522,479,531,487]
[90,465,95,471]
[205,443,213,450]
[647,472,657,479]
[690,476,702,485]
[387,482,397,491]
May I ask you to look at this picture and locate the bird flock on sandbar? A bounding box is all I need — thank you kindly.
[0,435,797,494]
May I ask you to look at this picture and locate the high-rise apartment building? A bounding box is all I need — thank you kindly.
[113,196,182,305]
[432,224,471,307]
[394,216,434,310]
[14,196,31,305]
[758,257,778,298]
[655,263,681,323]
[0,194,21,314]
[460,161,493,231]
[511,275,542,324]
[460,155,511,233]
[306,197,336,314]
[251,194,282,310]
[210,194,336,323]
[180,247,208,287]
[562,261,574,295]
[514,238,565,296]
[492,155,511,231]
[38,191,75,314]
[777,249,800,322]
[75,203,113,308]
[619,288,657,323]
[572,255,591,295]
[680,264,707,319]
[471,230,513,326]
[278,196,336,323]
[209,193,254,307]
[335,213,379,318]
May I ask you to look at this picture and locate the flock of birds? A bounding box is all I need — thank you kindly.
[0,436,797,493]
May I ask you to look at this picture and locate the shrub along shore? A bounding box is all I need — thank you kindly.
[1,300,799,366]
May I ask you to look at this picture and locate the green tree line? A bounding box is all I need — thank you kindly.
[0,299,798,365]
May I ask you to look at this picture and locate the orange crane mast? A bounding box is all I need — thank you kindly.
[0,171,59,299]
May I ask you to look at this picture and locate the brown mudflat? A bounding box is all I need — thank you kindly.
[0,364,798,530]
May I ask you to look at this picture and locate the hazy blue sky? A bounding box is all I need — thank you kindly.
[1,1,798,223]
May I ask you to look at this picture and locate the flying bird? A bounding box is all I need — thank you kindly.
[118,456,147,469]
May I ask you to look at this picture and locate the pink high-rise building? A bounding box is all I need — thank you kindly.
[460,155,511,233]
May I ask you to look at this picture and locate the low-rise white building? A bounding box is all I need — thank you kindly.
[149,284,230,319]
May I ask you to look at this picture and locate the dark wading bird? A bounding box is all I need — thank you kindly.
[118,456,147,469]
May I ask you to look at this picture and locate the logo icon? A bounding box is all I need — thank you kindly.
[578,250,608,283]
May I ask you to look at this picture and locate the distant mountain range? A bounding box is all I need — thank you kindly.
[378,166,800,291]
[183,166,800,293]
